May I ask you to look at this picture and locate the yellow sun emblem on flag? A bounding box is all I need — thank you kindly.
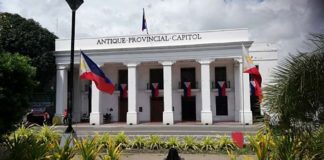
[245,55,253,64]
[80,57,87,73]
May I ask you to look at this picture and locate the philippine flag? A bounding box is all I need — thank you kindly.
[242,44,262,98]
[80,51,115,94]
[250,81,256,96]
[142,8,148,34]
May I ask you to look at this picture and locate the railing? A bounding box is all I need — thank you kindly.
[211,81,230,89]
[146,82,164,90]
[178,81,199,89]
[115,83,128,91]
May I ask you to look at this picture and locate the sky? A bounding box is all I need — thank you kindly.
[0,0,323,59]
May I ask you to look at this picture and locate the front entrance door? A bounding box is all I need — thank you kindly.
[182,96,196,121]
[119,97,128,122]
[150,97,164,122]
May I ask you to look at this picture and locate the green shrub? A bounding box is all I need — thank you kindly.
[100,137,122,160]
[98,133,111,147]
[271,133,302,160]
[114,132,129,149]
[164,137,181,150]
[74,136,103,160]
[181,136,199,151]
[37,125,60,144]
[4,125,50,160]
[146,135,164,150]
[215,135,237,152]
[304,126,324,160]
[49,136,76,160]
[248,131,274,160]
[130,136,146,149]
[200,136,216,151]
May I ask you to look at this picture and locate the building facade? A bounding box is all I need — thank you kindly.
[54,29,278,125]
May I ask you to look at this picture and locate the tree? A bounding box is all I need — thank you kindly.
[0,52,36,136]
[264,34,324,133]
[0,12,57,91]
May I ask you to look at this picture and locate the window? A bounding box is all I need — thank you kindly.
[150,69,163,89]
[181,68,196,89]
[215,67,226,81]
[118,70,127,84]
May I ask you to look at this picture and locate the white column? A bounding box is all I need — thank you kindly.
[235,59,253,124]
[126,63,138,125]
[161,61,174,125]
[55,65,68,119]
[90,63,104,125]
[234,60,241,122]
[199,60,213,125]
[242,69,253,124]
[90,82,103,125]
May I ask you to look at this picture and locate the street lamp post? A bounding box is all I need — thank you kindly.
[65,0,83,133]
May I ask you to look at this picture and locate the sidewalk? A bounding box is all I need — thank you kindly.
[121,153,256,160]
[54,122,261,137]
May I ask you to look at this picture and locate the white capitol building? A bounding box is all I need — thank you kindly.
[54,28,278,125]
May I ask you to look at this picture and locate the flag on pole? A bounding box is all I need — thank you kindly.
[142,8,148,34]
[250,81,256,96]
[216,81,227,96]
[242,44,262,99]
[184,82,192,97]
[80,51,115,94]
[119,84,128,97]
[151,83,159,97]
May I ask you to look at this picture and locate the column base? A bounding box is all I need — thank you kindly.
[163,111,174,125]
[201,111,213,125]
[90,112,103,125]
[239,111,253,124]
[127,112,138,125]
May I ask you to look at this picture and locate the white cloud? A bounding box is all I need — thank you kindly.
[1,0,323,59]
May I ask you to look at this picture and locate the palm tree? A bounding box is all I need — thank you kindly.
[264,34,324,134]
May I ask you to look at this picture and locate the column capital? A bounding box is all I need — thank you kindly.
[198,59,213,65]
[57,64,68,70]
[159,61,174,66]
[233,58,243,63]
[124,62,139,67]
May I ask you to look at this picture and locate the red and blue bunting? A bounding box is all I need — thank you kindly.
[184,82,191,97]
[216,81,227,96]
[151,83,159,97]
[118,83,128,97]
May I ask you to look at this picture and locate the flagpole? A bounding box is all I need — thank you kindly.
[242,65,246,132]
[241,45,246,132]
